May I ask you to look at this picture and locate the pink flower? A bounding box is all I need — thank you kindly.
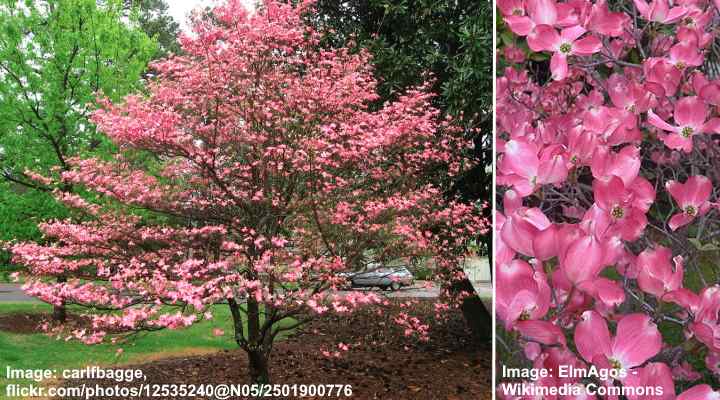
[585,0,629,37]
[270,237,288,247]
[496,259,551,328]
[624,362,675,400]
[636,245,684,297]
[673,361,702,382]
[607,73,652,114]
[581,103,626,142]
[676,286,720,352]
[665,285,719,322]
[532,347,586,386]
[532,25,602,80]
[500,206,552,257]
[576,277,625,308]
[497,0,526,17]
[590,145,642,186]
[695,72,720,106]
[500,139,568,196]
[648,96,720,153]
[558,230,607,285]
[592,175,655,241]
[515,320,567,346]
[566,126,599,166]
[644,58,682,97]
[496,210,517,267]
[503,45,526,64]
[574,311,662,371]
[503,0,574,37]
[633,0,687,23]
[667,31,704,69]
[677,385,720,400]
[666,175,713,230]
[706,352,720,376]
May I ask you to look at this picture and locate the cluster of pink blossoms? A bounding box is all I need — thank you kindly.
[498,0,720,396]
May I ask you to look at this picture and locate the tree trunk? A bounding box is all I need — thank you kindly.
[247,348,270,384]
[247,297,261,345]
[52,303,66,322]
[53,276,67,323]
[245,298,270,384]
[452,277,491,341]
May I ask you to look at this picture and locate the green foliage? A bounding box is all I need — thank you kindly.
[0,0,155,248]
[0,183,68,241]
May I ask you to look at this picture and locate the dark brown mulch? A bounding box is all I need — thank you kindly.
[0,311,131,335]
[60,300,492,400]
[0,312,91,334]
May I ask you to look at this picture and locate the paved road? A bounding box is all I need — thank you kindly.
[0,283,37,302]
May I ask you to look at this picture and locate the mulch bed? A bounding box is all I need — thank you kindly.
[0,312,91,334]
[56,300,490,399]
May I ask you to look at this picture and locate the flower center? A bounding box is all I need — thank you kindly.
[611,205,625,219]
[685,205,697,216]
[681,126,694,138]
[519,310,531,321]
[675,61,686,70]
[559,43,572,54]
[609,358,623,370]
[512,8,523,15]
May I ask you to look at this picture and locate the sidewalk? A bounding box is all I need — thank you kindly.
[0,283,36,302]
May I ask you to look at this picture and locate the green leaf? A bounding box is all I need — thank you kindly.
[529,52,550,61]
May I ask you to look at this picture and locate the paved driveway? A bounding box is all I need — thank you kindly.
[0,283,36,302]
[338,281,492,308]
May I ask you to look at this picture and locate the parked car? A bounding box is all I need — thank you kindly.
[345,267,414,291]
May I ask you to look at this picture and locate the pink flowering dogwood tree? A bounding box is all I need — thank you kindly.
[9,0,485,384]
[498,0,720,396]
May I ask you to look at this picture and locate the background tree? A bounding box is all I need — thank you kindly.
[0,0,156,320]
[11,0,486,384]
[122,0,182,58]
[303,0,493,339]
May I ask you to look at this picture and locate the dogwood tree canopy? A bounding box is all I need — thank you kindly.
[11,0,486,383]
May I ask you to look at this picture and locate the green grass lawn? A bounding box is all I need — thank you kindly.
[0,302,292,399]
